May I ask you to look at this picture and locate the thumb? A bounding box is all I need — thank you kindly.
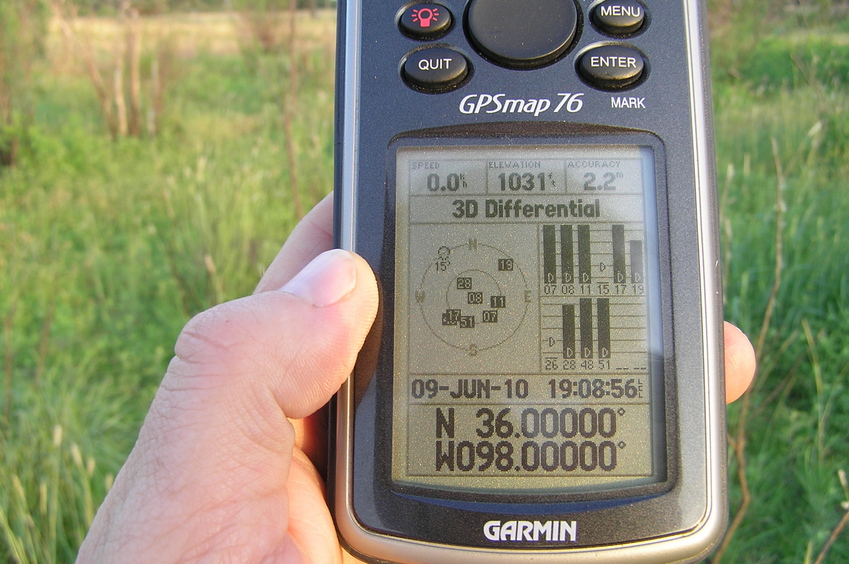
[79,249,378,563]
[171,248,379,419]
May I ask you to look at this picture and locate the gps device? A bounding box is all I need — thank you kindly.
[332,0,726,562]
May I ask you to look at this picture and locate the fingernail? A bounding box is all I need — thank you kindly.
[281,249,358,307]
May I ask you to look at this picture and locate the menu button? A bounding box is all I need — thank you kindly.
[592,0,647,36]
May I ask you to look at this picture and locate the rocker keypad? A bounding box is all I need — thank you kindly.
[397,0,651,92]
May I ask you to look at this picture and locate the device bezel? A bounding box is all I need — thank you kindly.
[335,124,693,552]
[386,128,675,504]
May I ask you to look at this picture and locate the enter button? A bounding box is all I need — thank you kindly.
[578,44,645,90]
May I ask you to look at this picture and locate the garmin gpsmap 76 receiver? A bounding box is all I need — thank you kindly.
[332,1,726,562]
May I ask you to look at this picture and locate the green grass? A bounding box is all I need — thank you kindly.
[711,15,849,563]
[2,6,849,563]
[1,30,334,562]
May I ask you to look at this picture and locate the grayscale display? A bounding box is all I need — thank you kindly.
[392,145,665,493]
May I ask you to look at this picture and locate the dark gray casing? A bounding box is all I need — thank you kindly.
[332,1,726,562]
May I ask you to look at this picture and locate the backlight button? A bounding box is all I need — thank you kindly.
[399,3,453,40]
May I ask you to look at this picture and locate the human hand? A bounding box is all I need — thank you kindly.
[77,194,755,563]
[78,193,379,563]
[723,321,756,403]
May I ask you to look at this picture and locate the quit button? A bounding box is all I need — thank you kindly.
[403,47,469,92]
[578,44,645,90]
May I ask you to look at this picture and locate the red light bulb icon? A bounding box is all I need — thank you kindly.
[411,7,439,28]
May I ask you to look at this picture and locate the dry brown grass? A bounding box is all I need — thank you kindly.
[46,9,337,70]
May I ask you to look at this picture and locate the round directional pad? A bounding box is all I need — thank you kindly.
[466,0,579,69]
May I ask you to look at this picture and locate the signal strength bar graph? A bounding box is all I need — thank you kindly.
[559,299,611,360]
[538,219,650,373]
[541,224,644,287]
[540,296,648,370]
[612,225,644,284]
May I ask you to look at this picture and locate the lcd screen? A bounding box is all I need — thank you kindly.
[392,144,666,494]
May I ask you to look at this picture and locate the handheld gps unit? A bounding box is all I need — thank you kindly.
[332,0,726,562]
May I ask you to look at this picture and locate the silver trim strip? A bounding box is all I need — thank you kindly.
[681,0,727,556]
[334,0,366,555]
[338,0,360,252]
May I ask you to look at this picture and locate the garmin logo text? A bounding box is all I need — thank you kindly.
[483,520,578,543]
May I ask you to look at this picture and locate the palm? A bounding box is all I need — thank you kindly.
[77,196,751,563]
[78,196,377,563]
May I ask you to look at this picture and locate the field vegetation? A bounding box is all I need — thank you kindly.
[2,0,849,562]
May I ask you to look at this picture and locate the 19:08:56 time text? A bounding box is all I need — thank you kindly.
[410,378,644,400]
